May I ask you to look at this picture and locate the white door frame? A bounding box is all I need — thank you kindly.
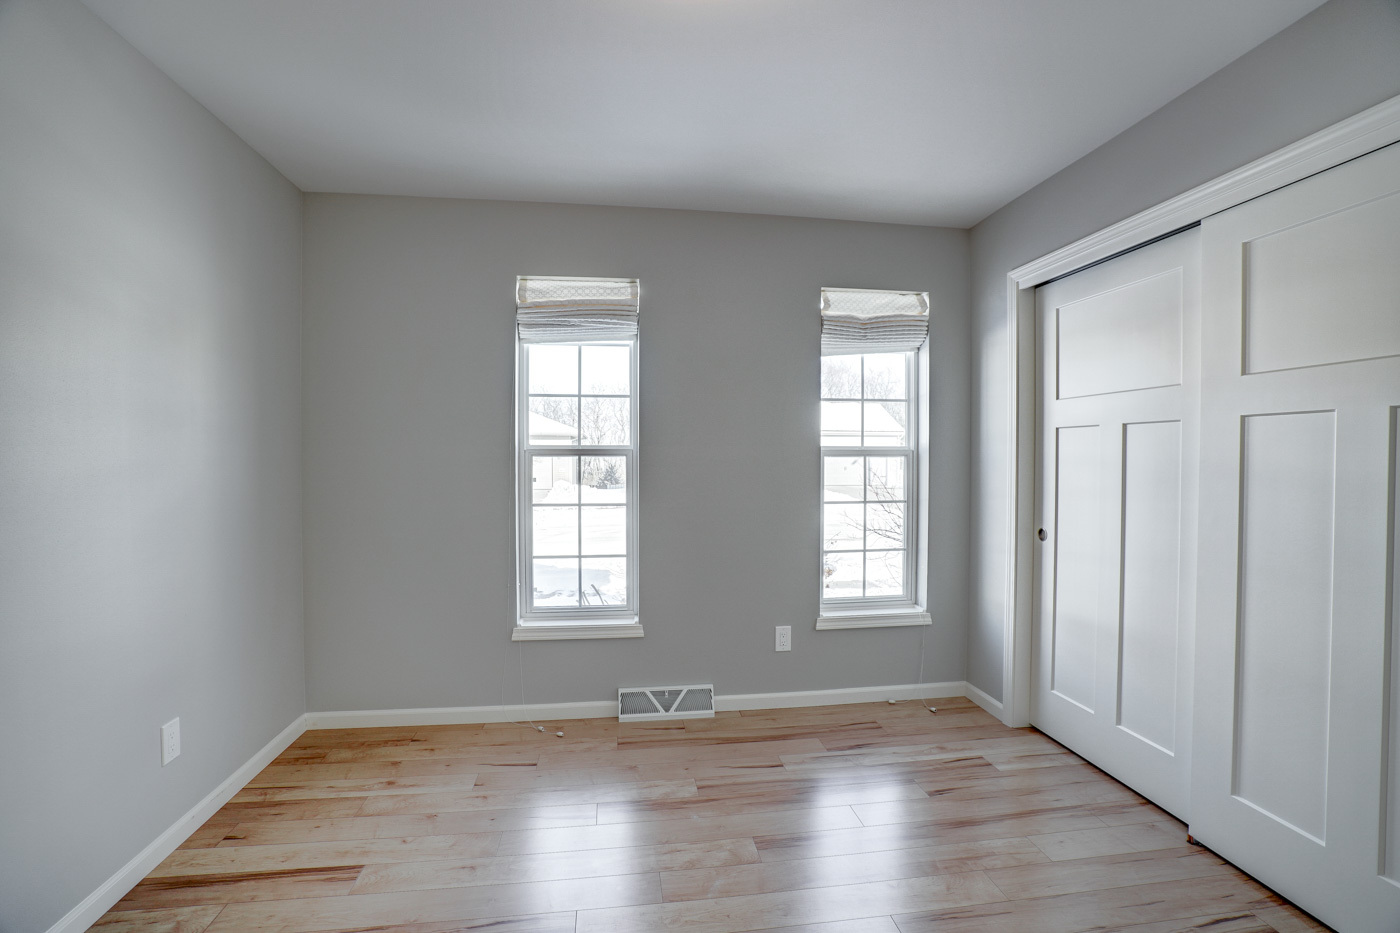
[996,92,1400,727]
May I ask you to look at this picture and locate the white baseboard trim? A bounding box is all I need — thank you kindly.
[304,700,617,729]
[44,714,307,933]
[964,681,1005,717]
[305,682,979,728]
[715,681,969,712]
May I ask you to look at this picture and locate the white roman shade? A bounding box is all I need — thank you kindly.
[820,287,929,355]
[517,276,639,341]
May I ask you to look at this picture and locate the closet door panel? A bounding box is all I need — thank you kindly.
[1118,419,1183,753]
[1234,410,1336,842]
[1034,229,1198,821]
[1194,141,1400,932]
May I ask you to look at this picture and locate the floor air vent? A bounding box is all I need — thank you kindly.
[618,684,715,721]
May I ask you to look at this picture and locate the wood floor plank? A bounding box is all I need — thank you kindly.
[983,847,1236,900]
[253,758,496,783]
[215,798,368,823]
[89,905,224,932]
[536,737,829,770]
[850,781,1137,828]
[233,774,482,802]
[732,919,900,933]
[152,834,502,878]
[1107,912,1281,933]
[596,779,927,825]
[1250,903,1332,932]
[497,805,864,856]
[217,802,598,847]
[890,874,1280,933]
[352,838,759,895]
[112,865,364,910]
[575,871,1006,933]
[779,734,1061,772]
[658,840,1030,903]
[358,778,697,816]
[206,872,661,932]
[620,718,886,749]
[1027,819,1188,861]
[754,809,1108,862]
[314,913,576,933]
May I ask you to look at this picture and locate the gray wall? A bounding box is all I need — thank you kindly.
[0,1,305,929]
[303,195,970,711]
[966,0,1400,701]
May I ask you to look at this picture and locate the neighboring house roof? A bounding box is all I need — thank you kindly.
[529,411,576,442]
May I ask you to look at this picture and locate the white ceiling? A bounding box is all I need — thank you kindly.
[83,0,1326,227]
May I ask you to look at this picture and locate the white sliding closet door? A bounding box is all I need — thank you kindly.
[1033,230,1200,820]
[1193,140,1400,932]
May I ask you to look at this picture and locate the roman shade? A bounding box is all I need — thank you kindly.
[516,276,639,341]
[820,287,929,355]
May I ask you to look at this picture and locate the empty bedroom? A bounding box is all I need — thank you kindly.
[4,1,1400,931]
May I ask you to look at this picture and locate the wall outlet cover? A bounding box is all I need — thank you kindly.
[775,625,792,651]
[161,717,181,766]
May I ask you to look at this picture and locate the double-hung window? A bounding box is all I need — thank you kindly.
[514,277,641,640]
[818,288,932,629]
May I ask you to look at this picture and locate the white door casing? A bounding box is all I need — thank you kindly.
[1192,140,1400,932]
[1033,229,1200,820]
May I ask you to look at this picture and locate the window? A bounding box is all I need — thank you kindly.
[515,277,640,640]
[817,288,931,629]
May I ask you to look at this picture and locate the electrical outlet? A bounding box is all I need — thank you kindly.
[775,625,792,652]
[161,718,181,766]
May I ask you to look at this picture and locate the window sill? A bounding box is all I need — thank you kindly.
[815,608,932,630]
[512,619,644,641]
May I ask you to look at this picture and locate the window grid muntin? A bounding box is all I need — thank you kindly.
[820,351,917,608]
[519,337,637,621]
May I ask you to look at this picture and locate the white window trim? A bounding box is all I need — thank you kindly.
[512,619,644,641]
[817,346,931,630]
[514,333,640,640]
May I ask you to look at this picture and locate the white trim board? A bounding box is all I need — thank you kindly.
[305,682,975,728]
[715,681,966,712]
[305,700,618,729]
[964,681,1004,718]
[44,714,307,933]
[997,92,1400,729]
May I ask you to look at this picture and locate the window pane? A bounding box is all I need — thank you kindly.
[823,456,863,502]
[580,506,626,555]
[820,400,861,446]
[532,558,579,608]
[580,457,626,502]
[581,557,627,607]
[862,400,906,447]
[531,456,578,503]
[532,506,578,556]
[581,344,630,395]
[866,501,905,549]
[823,503,863,551]
[527,344,578,395]
[862,353,906,400]
[866,457,905,501]
[823,552,862,600]
[580,396,629,445]
[866,551,904,597]
[821,355,861,399]
[529,397,578,445]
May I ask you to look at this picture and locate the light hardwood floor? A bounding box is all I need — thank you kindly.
[92,698,1330,932]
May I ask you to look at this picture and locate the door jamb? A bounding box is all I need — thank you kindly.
[997,93,1400,728]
